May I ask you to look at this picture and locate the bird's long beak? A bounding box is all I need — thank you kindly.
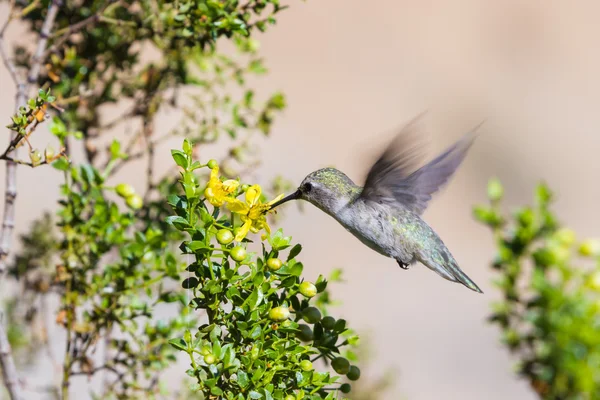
[269,189,302,210]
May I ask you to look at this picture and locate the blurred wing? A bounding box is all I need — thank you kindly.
[361,116,480,215]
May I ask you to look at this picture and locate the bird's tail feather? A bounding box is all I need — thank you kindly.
[418,252,483,293]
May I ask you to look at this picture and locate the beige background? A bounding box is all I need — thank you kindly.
[3,1,600,399]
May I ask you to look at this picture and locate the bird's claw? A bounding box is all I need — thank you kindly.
[397,260,409,270]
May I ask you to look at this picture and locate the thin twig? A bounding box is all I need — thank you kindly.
[143,121,155,196]
[0,1,22,86]
[0,0,16,37]
[42,0,124,59]
[0,38,21,85]
[26,0,62,85]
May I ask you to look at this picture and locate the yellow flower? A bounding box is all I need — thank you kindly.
[227,184,284,241]
[204,166,239,207]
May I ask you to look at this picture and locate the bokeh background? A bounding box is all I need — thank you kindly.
[2,1,600,399]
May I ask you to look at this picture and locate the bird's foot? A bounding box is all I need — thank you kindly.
[397,260,410,270]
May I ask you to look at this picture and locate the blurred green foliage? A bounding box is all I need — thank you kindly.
[475,179,600,399]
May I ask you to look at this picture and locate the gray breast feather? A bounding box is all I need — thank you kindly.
[336,200,415,263]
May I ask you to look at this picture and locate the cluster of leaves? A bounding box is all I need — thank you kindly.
[16,0,290,168]
[474,179,600,399]
[6,88,54,136]
[49,158,195,399]
[167,141,362,399]
[4,88,65,166]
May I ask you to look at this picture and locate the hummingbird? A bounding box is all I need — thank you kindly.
[269,114,483,293]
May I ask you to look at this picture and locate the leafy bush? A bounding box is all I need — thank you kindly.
[0,1,382,399]
[475,179,600,399]
[167,141,361,399]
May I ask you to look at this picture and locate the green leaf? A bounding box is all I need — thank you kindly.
[182,277,199,289]
[166,216,191,230]
[237,370,249,388]
[288,244,302,261]
[171,150,188,169]
[249,325,262,339]
[110,139,122,159]
[186,241,212,251]
[269,229,291,250]
[168,338,187,352]
[183,138,193,155]
[244,288,264,311]
[52,158,70,171]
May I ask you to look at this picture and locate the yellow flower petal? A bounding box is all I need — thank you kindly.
[235,219,252,241]
[227,199,249,214]
[245,185,262,206]
[222,179,239,193]
[210,166,219,181]
[208,196,223,207]
[204,187,215,199]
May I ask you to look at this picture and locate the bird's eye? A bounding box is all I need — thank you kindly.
[303,182,313,193]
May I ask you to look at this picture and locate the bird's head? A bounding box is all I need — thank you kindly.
[269,168,360,215]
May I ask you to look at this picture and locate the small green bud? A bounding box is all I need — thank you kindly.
[230,246,247,262]
[553,228,576,247]
[487,178,504,202]
[266,258,282,271]
[207,159,218,169]
[204,354,216,365]
[241,184,249,192]
[579,239,600,256]
[298,281,317,298]
[300,360,313,372]
[126,194,143,210]
[44,146,55,160]
[340,383,351,394]
[269,306,290,322]
[346,365,361,381]
[321,316,335,330]
[29,149,42,166]
[116,183,136,198]
[216,229,234,245]
[301,307,321,324]
[296,324,314,342]
[331,357,350,374]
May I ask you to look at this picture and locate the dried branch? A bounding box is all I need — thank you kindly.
[0,0,60,275]
[0,1,61,399]
[0,316,22,400]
